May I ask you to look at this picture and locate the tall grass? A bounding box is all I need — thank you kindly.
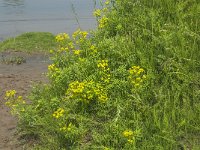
[5,0,200,149]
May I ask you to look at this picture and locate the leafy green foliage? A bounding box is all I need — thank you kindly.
[5,0,200,149]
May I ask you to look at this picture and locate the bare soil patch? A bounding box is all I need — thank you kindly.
[0,51,50,150]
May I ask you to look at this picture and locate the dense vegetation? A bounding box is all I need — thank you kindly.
[5,0,200,149]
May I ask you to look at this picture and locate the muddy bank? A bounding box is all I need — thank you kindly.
[0,52,50,150]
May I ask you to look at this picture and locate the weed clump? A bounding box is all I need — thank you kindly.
[5,0,200,149]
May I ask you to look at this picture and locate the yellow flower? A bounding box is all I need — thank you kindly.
[82,31,88,38]
[5,90,16,98]
[17,96,26,104]
[97,60,109,70]
[93,9,101,17]
[58,47,69,53]
[138,68,144,73]
[55,33,70,42]
[99,16,109,28]
[123,130,133,138]
[52,108,65,119]
[68,42,74,49]
[68,81,85,94]
[128,65,146,87]
[66,80,108,103]
[74,50,81,55]
[72,29,88,39]
[48,64,59,72]
[90,45,98,53]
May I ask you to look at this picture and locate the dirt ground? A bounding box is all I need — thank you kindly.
[0,51,50,150]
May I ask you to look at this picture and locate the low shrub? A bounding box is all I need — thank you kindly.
[5,0,200,149]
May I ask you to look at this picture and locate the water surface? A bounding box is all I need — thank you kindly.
[0,0,102,40]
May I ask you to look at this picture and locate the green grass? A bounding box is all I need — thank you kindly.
[0,32,56,52]
[4,0,200,149]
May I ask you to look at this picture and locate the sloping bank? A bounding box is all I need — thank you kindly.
[3,0,200,149]
[0,32,55,149]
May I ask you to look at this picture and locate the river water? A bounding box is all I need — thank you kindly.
[0,0,102,40]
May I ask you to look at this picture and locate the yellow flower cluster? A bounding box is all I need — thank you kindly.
[5,90,16,98]
[72,29,88,43]
[58,47,69,53]
[97,60,111,83]
[48,64,59,72]
[93,0,110,17]
[60,122,73,132]
[54,32,78,54]
[17,95,26,104]
[93,5,109,28]
[66,80,108,103]
[55,33,70,42]
[47,64,61,79]
[89,45,98,54]
[97,60,109,70]
[52,108,65,119]
[123,130,133,137]
[123,130,135,144]
[5,95,26,106]
[99,16,109,28]
[68,42,74,49]
[68,81,85,94]
[128,66,146,87]
[5,90,26,113]
[93,9,101,17]
[73,49,81,55]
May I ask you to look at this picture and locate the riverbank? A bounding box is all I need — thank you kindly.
[0,51,50,149]
[0,33,53,149]
[1,0,200,148]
